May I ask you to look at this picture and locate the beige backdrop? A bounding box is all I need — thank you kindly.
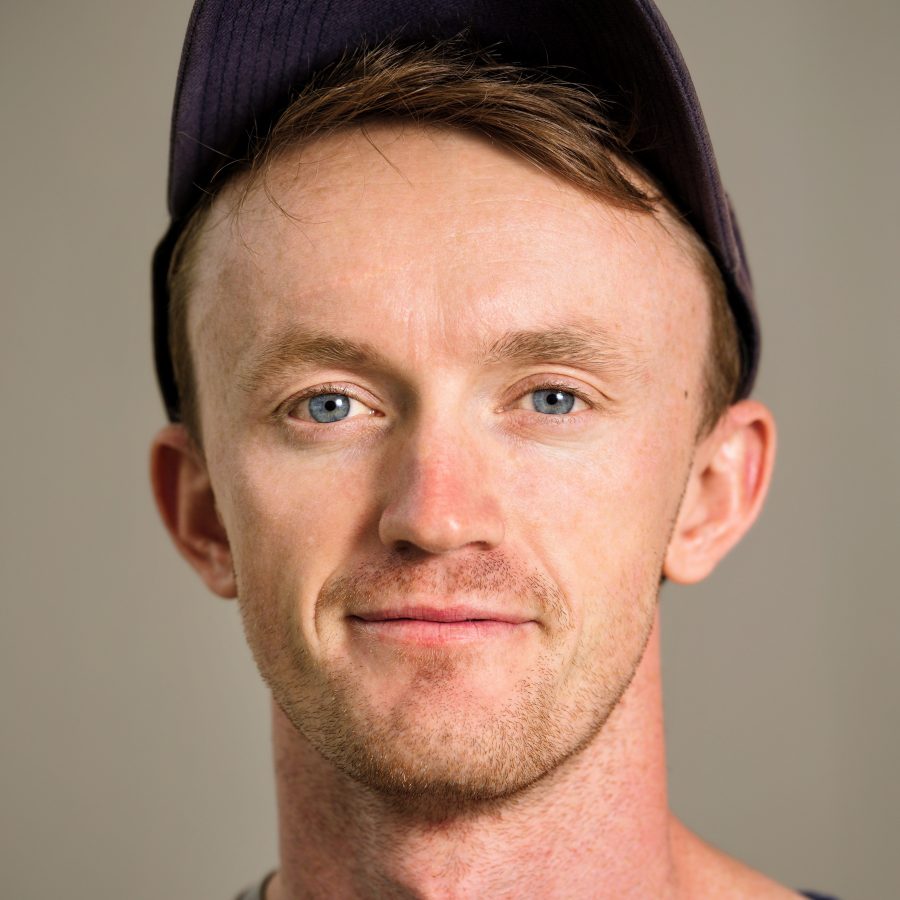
[2,1,897,898]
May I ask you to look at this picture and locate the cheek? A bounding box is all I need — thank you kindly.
[229,443,367,535]
[215,443,379,633]
[505,419,689,616]
[509,428,686,566]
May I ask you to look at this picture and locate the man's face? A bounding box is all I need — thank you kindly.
[188,124,710,806]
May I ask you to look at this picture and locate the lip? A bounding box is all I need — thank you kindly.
[347,605,537,646]
[350,605,534,625]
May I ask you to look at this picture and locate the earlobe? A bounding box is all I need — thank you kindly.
[149,424,237,598]
[663,399,777,584]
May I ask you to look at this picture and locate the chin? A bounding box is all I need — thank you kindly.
[271,653,627,818]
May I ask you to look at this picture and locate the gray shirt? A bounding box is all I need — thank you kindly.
[234,871,275,900]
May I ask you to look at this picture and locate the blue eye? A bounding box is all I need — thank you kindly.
[307,393,353,423]
[292,386,584,425]
[531,388,577,415]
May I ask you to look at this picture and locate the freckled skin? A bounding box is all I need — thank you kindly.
[170,125,787,898]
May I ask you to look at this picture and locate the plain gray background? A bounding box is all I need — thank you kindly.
[1,1,897,898]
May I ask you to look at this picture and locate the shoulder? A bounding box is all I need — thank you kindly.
[669,817,810,899]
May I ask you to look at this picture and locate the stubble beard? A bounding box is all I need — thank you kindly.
[239,552,660,819]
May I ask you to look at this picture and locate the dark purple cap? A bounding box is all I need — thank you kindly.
[153,0,760,422]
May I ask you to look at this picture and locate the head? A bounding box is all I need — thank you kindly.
[151,41,775,812]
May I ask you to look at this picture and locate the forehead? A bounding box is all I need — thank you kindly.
[189,124,708,408]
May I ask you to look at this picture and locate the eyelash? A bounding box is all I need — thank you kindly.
[277,379,595,426]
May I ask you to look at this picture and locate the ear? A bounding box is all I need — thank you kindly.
[663,399,777,584]
[149,424,237,598]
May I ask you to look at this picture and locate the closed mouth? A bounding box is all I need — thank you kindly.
[347,605,536,644]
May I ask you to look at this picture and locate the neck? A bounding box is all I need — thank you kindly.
[268,610,679,900]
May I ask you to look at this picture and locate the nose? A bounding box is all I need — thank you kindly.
[377,426,505,555]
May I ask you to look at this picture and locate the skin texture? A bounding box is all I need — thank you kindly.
[151,124,785,898]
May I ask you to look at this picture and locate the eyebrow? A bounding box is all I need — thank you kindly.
[236,320,641,396]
